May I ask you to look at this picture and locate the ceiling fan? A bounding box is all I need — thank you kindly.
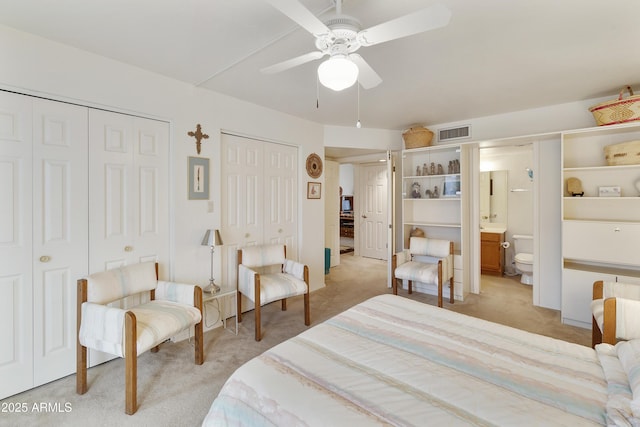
[261,0,452,91]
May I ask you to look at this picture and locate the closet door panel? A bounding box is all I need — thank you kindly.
[263,144,297,254]
[0,91,33,399]
[132,117,169,278]
[89,109,134,273]
[32,99,88,385]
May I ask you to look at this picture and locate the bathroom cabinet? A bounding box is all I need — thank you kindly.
[480,232,504,275]
[560,122,640,328]
[400,143,471,300]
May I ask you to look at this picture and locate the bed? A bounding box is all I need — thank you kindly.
[203,294,640,426]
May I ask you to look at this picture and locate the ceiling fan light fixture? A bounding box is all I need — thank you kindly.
[317,56,359,91]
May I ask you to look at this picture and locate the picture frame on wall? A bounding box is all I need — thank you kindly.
[307,182,321,199]
[188,157,209,200]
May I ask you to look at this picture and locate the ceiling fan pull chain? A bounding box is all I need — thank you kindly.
[316,74,320,108]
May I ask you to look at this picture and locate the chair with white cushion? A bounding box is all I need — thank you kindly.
[591,280,640,348]
[392,237,454,307]
[237,244,310,341]
[76,261,203,415]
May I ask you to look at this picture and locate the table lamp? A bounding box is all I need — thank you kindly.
[201,229,223,293]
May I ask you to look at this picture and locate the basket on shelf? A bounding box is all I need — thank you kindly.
[402,126,434,149]
[589,86,640,126]
[604,140,640,166]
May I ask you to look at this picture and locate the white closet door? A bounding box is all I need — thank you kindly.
[89,110,135,272]
[0,91,34,399]
[263,143,297,254]
[221,133,264,288]
[88,110,169,366]
[131,117,169,277]
[32,98,88,385]
[221,133,298,290]
[88,111,169,273]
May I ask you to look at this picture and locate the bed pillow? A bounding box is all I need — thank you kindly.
[596,343,634,425]
[615,339,640,418]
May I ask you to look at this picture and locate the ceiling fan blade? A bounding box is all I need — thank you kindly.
[264,0,331,36]
[349,54,382,89]
[261,51,325,74]
[357,4,451,47]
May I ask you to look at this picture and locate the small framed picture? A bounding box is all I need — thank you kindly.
[307,182,321,199]
[188,157,209,200]
[443,176,461,197]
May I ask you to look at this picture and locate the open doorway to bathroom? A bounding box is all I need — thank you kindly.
[479,144,534,303]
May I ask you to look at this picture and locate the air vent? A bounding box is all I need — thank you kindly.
[439,125,471,142]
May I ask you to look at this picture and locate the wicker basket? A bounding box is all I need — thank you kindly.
[402,127,433,149]
[604,140,640,166]
[589,86,640,126]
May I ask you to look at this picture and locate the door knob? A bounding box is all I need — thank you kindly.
[362,214,367,218]
[245,233,250,238]
[124,246,133,252]
[278,228,283,233]
[39,255,51,263]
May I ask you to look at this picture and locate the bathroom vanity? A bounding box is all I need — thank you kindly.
[480,230,504,276]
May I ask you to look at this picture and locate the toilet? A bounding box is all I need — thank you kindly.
[513,234,533,285]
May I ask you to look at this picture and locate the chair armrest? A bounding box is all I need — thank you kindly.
[284,259,307,281]
[156,281,199,306]
[79,302,126,357]
[593,280,603,300]
[394,249,410,266]
[610,298,640,341]
[238,264,258,300]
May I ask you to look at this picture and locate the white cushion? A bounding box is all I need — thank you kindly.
[241,244,285,268]
[86,262,157,304]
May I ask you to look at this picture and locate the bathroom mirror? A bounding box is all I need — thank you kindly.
[480,170,508,224]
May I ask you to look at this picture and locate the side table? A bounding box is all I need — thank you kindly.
[202,284,238,335]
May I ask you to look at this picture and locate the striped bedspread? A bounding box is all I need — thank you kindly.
[204,294,609,426]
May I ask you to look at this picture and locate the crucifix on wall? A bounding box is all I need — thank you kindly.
[188,124,209,155]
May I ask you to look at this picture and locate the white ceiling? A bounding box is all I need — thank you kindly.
[1,0,639,131]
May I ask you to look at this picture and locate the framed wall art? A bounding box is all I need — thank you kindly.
[188,157,209,200]
[307,182,321,199]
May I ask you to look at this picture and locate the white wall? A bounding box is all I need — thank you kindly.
[0,25,326,291]
[339,164,355,195]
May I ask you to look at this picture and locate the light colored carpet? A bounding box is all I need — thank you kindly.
[0,255,590,426]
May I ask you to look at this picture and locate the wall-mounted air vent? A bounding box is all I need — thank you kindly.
[439,125,471,142]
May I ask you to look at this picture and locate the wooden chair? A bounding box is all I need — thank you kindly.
[237,244,310,341]
[591,280,640,348]
[77,262,203,414]
[392,237,454,307]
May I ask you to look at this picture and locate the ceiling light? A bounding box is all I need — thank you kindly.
[317,56,359,91]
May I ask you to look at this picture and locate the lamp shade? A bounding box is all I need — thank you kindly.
[201,229,223,246]
[317,57,359,91]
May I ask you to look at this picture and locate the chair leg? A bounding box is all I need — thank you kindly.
[254,278,261,341]
[125,312,137,415]
[449,277,454,304]
[76,343,87,395]
[194,319,204,365]
[408,280,413,294]
[304,292,310,326]
[76,278,88,395]
[392,277,398,295]
[237,291,242,323]
[255,303,261,341]
[281,298,287,311]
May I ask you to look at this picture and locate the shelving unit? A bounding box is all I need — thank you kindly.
[561,123,640,328]
[400,143,469,300]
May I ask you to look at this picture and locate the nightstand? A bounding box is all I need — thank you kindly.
[202,284,238,335]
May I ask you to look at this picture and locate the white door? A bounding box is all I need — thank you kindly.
[88,111,169,273]
[221,133,298,293]
[359,163,388,260]
[0,91,34,399]
[32,99,88,386]
[263,142,297,252]
[88,110,169,365]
